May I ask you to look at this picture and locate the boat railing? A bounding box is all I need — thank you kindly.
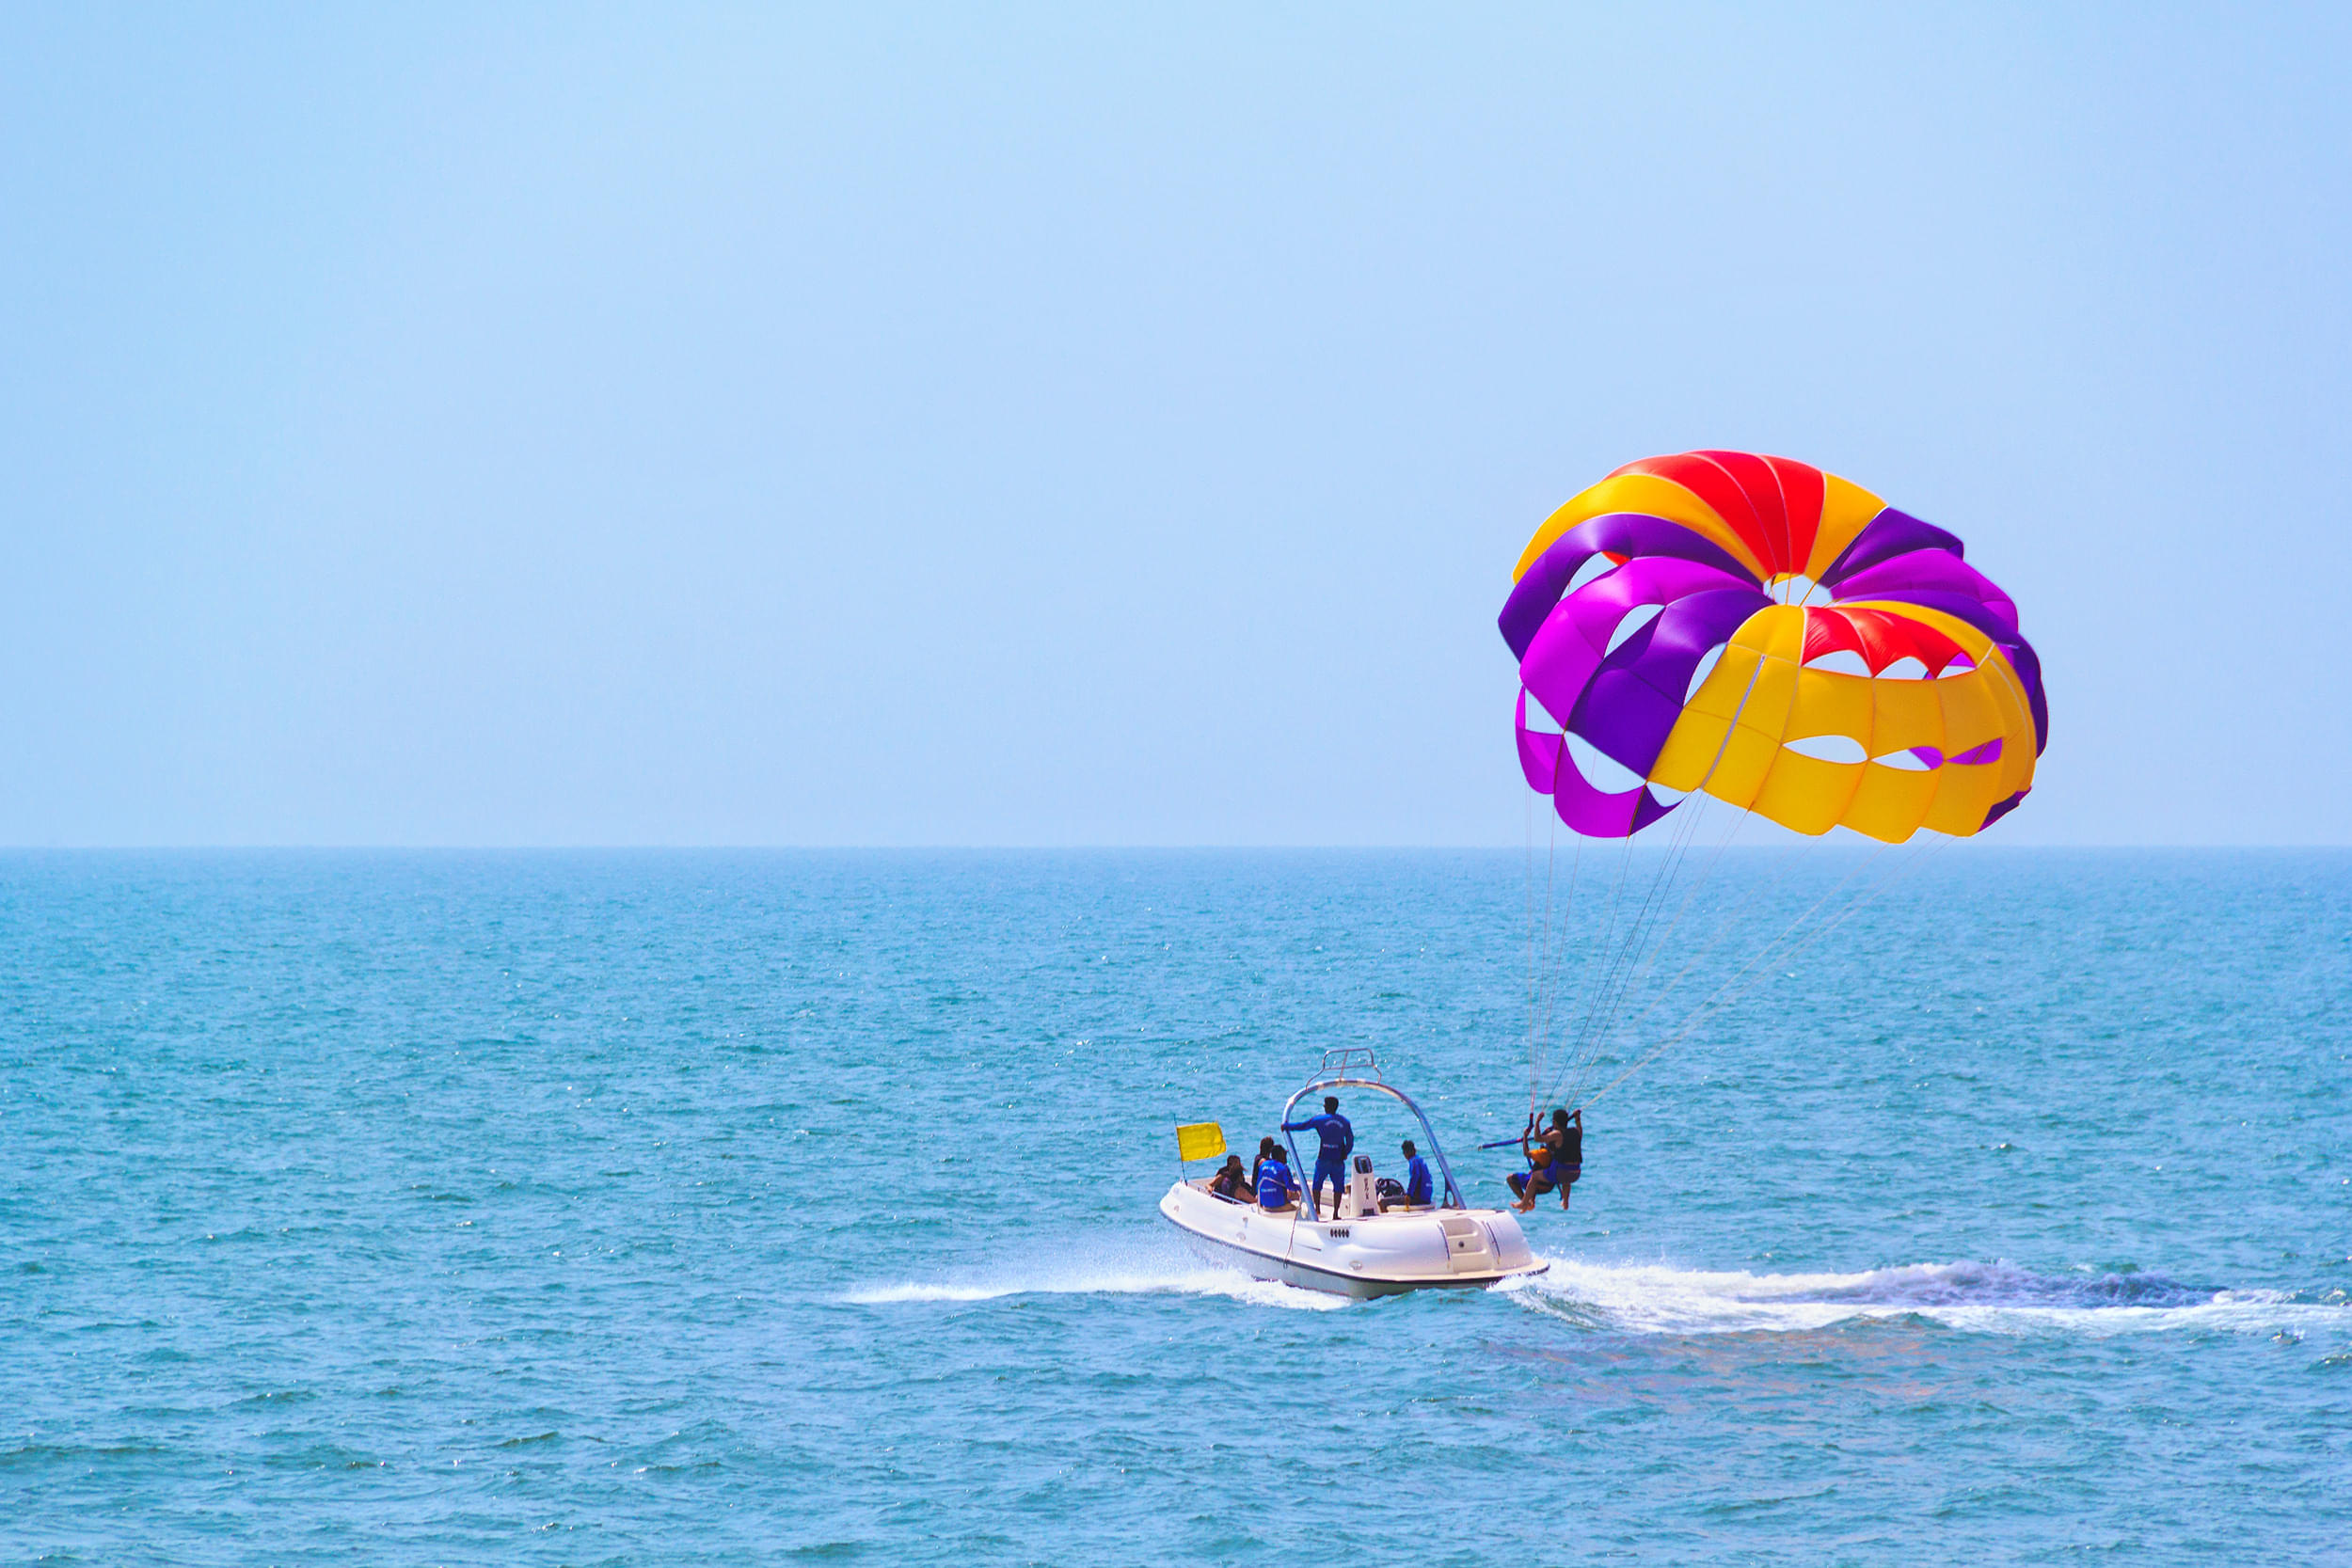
[1313,1046,1380,1081]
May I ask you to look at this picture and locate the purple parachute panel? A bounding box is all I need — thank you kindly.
[1501,514,1757,660]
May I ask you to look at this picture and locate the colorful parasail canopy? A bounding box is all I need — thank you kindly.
[1500,451,2046,842]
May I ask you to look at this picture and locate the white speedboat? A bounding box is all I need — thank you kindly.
[1160,1049,1547,1300]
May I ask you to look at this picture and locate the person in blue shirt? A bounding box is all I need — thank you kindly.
[1401,1139,1434,1207]
[1281,1096,1355,1220]
[1379,1138,1436,1210]
[1254,1147,1300,1212]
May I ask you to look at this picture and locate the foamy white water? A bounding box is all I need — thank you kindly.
[1504,1255,2347,1338]
[844,1238,1351,1311]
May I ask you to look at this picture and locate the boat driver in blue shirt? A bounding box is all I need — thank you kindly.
[1281,1096,1355,1220]
[1399,1139,1434,1208]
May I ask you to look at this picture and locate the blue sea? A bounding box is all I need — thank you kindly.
[4,849,2347,1564]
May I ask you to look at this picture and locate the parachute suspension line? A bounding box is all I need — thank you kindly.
[1533,821,1579,1122]
[1550,846,1607,1088]
[1523,793,1541,1112]
[1551,789,1708,1108]
[1528,805,1562,1118]
[1541,832,1584,1117]
[1552,832,1634,1105]
[1762,830,1957,983]
[1519,797,1584,1127]
[1604,784,1816,1058]
[1527,826,1545,1120]
[1573,844,1897,1112]
[1575,829,1957,1113]
[1541,648,1773,1110]
[1607,791,1760,1033]
[1561,788,1744,1106]
[1662,831,1946,1081]
[1565,831,1655,1071]
[1596,801,1786,1068]
[1591,784,1719,1042]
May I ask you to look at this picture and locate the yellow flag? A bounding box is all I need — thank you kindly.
[1175,1122,1226,1163]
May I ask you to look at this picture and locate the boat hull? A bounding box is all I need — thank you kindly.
[1158,1179,1546,1299]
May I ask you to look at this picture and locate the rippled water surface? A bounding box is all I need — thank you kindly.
[4,849,2348,1563]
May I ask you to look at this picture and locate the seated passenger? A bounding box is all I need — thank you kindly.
[1249,1135,1282,1188]
[1207,1154,1251,1202]
[1255,1148,1301,1212]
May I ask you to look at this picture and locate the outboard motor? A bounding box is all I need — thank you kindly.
[1349,1153,1379,1219]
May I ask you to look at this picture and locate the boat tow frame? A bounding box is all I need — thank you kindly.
[1279,1048,1468,1212]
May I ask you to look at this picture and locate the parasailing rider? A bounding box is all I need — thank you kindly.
[1281,1095,1355,1220]
[1510,1107,1581,1212]
[1542,1107,1582,1209]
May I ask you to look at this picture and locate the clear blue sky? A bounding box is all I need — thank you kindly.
[3,5,2344,846]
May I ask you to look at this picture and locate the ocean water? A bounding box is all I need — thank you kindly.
[3,848,2347,1564]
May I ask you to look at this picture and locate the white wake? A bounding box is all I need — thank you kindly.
[844,1240,2347,1335]
[842,1238,1349,1311]
[1502,1254,2348,1338]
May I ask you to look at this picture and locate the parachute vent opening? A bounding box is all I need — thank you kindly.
[1683,644,1726,702]
[1879,656,1931,680]
[1772,572,1820,605]
[1937,656,1978,678]
[1603,601,1663,657]
[1521,689,1565,735]
[1783,733,1867,764]
[1563,730,1648,793]
[1565,553,1622,594]
[1872,747,1937,772]
[1803,648,1872,677]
